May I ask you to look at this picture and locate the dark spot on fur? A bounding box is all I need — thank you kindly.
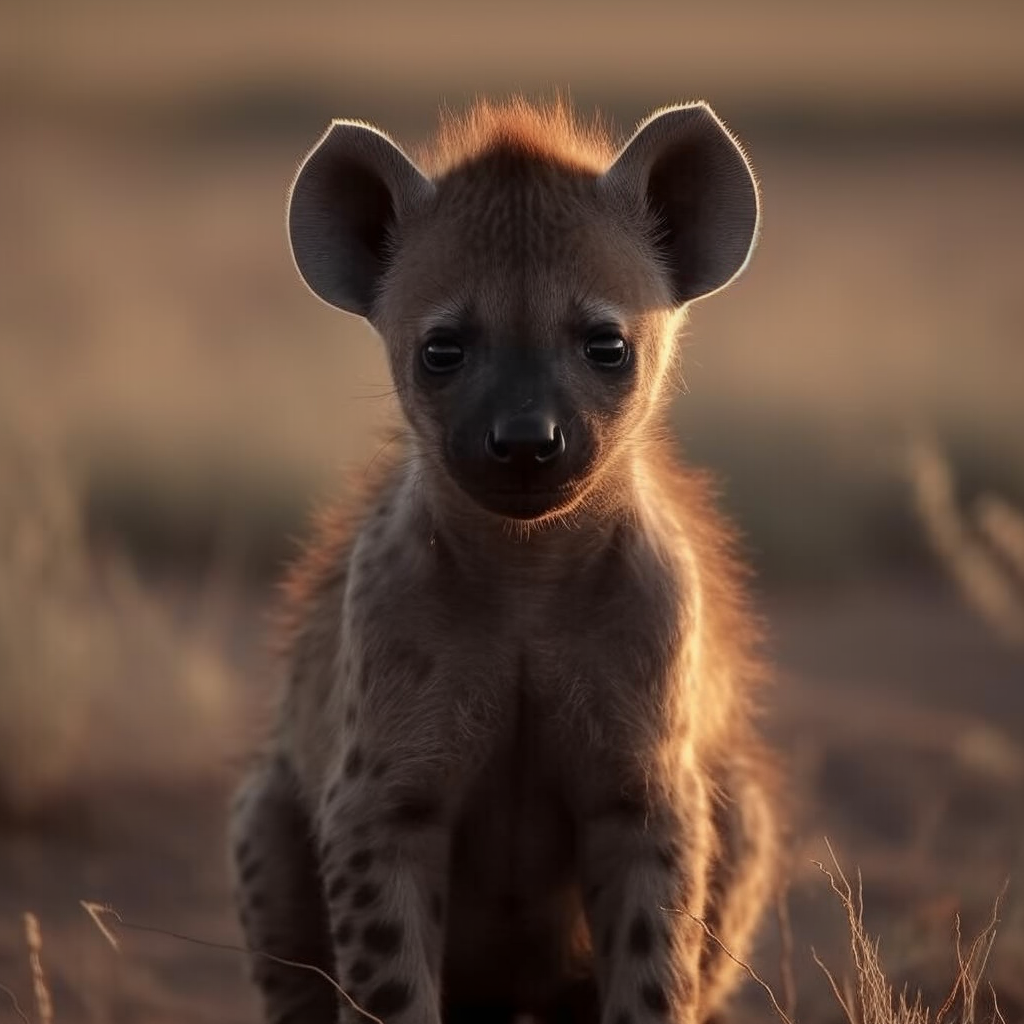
[366,980,413,1016]
[344,748,364,778]
[238,858,261,885]
[350,959,376,984]
[327,875,349,900]
[352,882,381,909]
[628,911,654,957]
[248,892,265,910]
[325,781,340,806]
[349,849,374,874]
[656,842,679,871]
[430,892,444,923]
[641,982,669,1015]
[387,795,439,828]
[364,920,403,956]
[345,703,358,726]
[699,943,714,974]
[371,760,388,779]
[333,921,353,946]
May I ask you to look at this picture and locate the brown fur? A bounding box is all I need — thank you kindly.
[417,97,616,177]
[231,98,781,1024]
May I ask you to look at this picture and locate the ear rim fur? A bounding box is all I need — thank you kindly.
[287,119,434,318]
[602,101,761,305]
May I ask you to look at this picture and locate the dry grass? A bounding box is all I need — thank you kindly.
[24,914,53,1024]
[80,902,385,1024]
[910,435,1024,647]
[810,842,1007,1024]
[660,843,1012,1024]
[7,847,1008,1024]
[0,428,242,818]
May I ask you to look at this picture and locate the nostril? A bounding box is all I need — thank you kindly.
[535,425,565,464]
[485,430,511,463]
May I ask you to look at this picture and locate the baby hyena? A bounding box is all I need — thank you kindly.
[229,99,780,1024]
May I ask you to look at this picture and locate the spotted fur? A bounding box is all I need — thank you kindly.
[230,98,782,1024]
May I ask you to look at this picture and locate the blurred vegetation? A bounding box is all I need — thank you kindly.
[0,429,242,820]
[911,435,1024,646]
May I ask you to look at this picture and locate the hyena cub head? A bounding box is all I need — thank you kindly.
[289,101,759,521]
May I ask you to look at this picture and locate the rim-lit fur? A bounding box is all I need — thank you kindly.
[231,98,782,1024]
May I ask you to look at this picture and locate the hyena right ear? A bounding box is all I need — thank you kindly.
[603,103,760,304]
[288,121,434,318]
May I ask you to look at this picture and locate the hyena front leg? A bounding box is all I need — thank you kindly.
[318,745,456,1024]
[229,756,337,1024]
[580,770,713,1024]
[697,768,779,1020]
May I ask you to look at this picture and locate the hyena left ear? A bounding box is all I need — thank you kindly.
[603,103,760,304]
[288,120,434,318]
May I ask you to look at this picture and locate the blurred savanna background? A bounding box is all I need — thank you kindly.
[2,2,1024,1021]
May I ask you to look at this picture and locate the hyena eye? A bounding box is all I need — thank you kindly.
[421,335,465,373]
[583,331,629,369]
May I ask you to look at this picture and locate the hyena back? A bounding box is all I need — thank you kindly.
[230,99,781,1024]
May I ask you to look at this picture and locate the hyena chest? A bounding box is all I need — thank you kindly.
[444,597,659,899]
[452,685,575,902]
[444,680,585,1001]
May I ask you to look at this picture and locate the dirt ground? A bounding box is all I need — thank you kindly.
[2,582,1022,1024]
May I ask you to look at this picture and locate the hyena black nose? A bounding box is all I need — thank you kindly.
[485,414,565,466]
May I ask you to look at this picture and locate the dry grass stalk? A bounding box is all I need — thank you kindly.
[776,885,799,1023]
[909,435,1024,647]
[658,840,1009,1024]
[60,859,1016,1024]
[976,495,1024,582]
[0,982,30,1024]
[23,912,53,1024]
[80,901,384,1024]
[660,905,795,1024]
[812,838,1006,1024]
[935,886,1006,1024]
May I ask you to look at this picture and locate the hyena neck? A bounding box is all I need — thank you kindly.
[396,448,651,583]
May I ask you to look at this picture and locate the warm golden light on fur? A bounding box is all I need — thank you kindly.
[419,97,617,177]
[232,97,780,1024]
